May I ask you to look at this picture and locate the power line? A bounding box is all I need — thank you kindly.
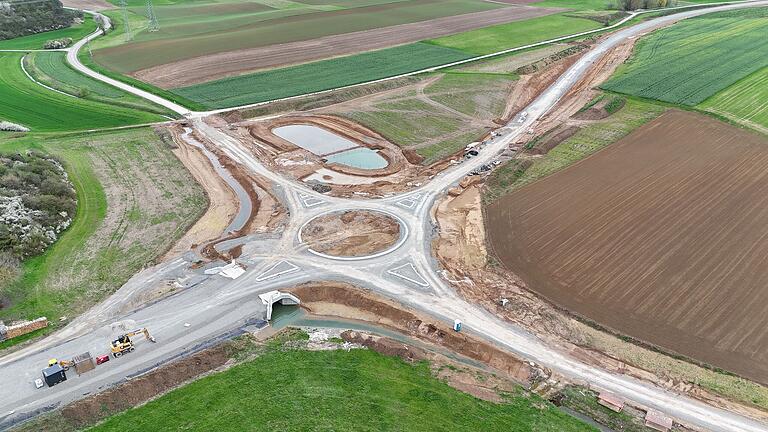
[146,0,159,32]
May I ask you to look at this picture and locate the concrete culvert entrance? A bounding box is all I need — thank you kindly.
[259,291,301,321]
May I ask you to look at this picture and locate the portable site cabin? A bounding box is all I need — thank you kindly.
[42,363,66,387]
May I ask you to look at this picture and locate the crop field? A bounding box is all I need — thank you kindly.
[486,110,768,383]
[172,43,474,109]
[427,13,601,55]
[93,0,507,74]
[0,17,96,50]
[601,9,768,105]
[25,52,174,116]
[0,53,164,131]
[699,66,768,131]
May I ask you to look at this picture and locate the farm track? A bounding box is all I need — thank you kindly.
[133,6,563,88]
[486,110,768,384]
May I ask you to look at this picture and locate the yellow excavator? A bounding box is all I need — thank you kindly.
[47,358,73,370]
[111,327,156,357]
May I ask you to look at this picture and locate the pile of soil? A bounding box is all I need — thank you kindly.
[572,96,626,121]
[527,125,581,155]
[60,343,233,427]
[302,210,400,257]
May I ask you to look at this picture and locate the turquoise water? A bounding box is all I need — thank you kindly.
[272,124,357,156]
[325,147,388,170]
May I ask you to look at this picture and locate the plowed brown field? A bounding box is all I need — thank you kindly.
[130,6,561,88]
[486,110,768,383]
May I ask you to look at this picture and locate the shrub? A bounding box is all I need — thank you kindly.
[0,152,75,259]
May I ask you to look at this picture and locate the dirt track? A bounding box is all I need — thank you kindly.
[134,6,562,88]
[486,110,768,384]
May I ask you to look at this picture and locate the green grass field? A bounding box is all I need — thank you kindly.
[25,51,175,116]
[427,14,601,55]
[93,0,501,73]
[0,17,97,50]
[89,347,595,432]
[341,71,511,164]
[699,66,768,130]
[601,9,768,105]
[0,52,165,131]
[0,128,205,338]
[172,42,474,109]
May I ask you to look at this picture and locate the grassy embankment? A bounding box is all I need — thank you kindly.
[339,70,513,164]
[0,16,97,50]
[601,8,768,131]
[0,52,165,131]
[0,128,206,349]
[24,51,175,117]
[84,334,595,432]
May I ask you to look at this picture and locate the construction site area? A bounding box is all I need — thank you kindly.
[3,2,768,432]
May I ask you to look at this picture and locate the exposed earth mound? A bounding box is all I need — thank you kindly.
[301,210,400,257]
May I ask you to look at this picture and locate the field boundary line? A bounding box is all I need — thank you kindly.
[19,54,78,99]
[197,0,764,116]
[66,0,764,116]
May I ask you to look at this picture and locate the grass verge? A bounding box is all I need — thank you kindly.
[0,128,206,340]
[0,16,97,50]
[24,51,174,117]
[0,52,165,131]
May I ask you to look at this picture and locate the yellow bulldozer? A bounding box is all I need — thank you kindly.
[111,327,156,358]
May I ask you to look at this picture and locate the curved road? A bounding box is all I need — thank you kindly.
[2,2,768,431]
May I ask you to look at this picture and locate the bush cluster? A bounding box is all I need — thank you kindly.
[0,152,76,259]
[43,37,73,49]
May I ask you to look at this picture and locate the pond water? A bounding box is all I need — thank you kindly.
[325,147,388,170]
[272,124,357,156]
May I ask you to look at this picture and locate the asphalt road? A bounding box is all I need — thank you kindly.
[3,2,768,431]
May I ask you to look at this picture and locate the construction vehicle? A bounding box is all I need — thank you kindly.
[110,327,156,357]
[48,358,73,370]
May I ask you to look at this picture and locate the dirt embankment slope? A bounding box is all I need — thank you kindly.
[134,7,563,88]
[289,282,543,385]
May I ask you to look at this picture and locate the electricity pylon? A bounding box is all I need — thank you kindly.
[119,0,132,41]
[146,0,159,32]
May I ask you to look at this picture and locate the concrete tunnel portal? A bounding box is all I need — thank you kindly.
[259,290,301,320]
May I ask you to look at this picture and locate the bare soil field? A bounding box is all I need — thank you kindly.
[60,0,112,10]
[301,210,400,257]
[486,110,768,384]
[133,6,561,88]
